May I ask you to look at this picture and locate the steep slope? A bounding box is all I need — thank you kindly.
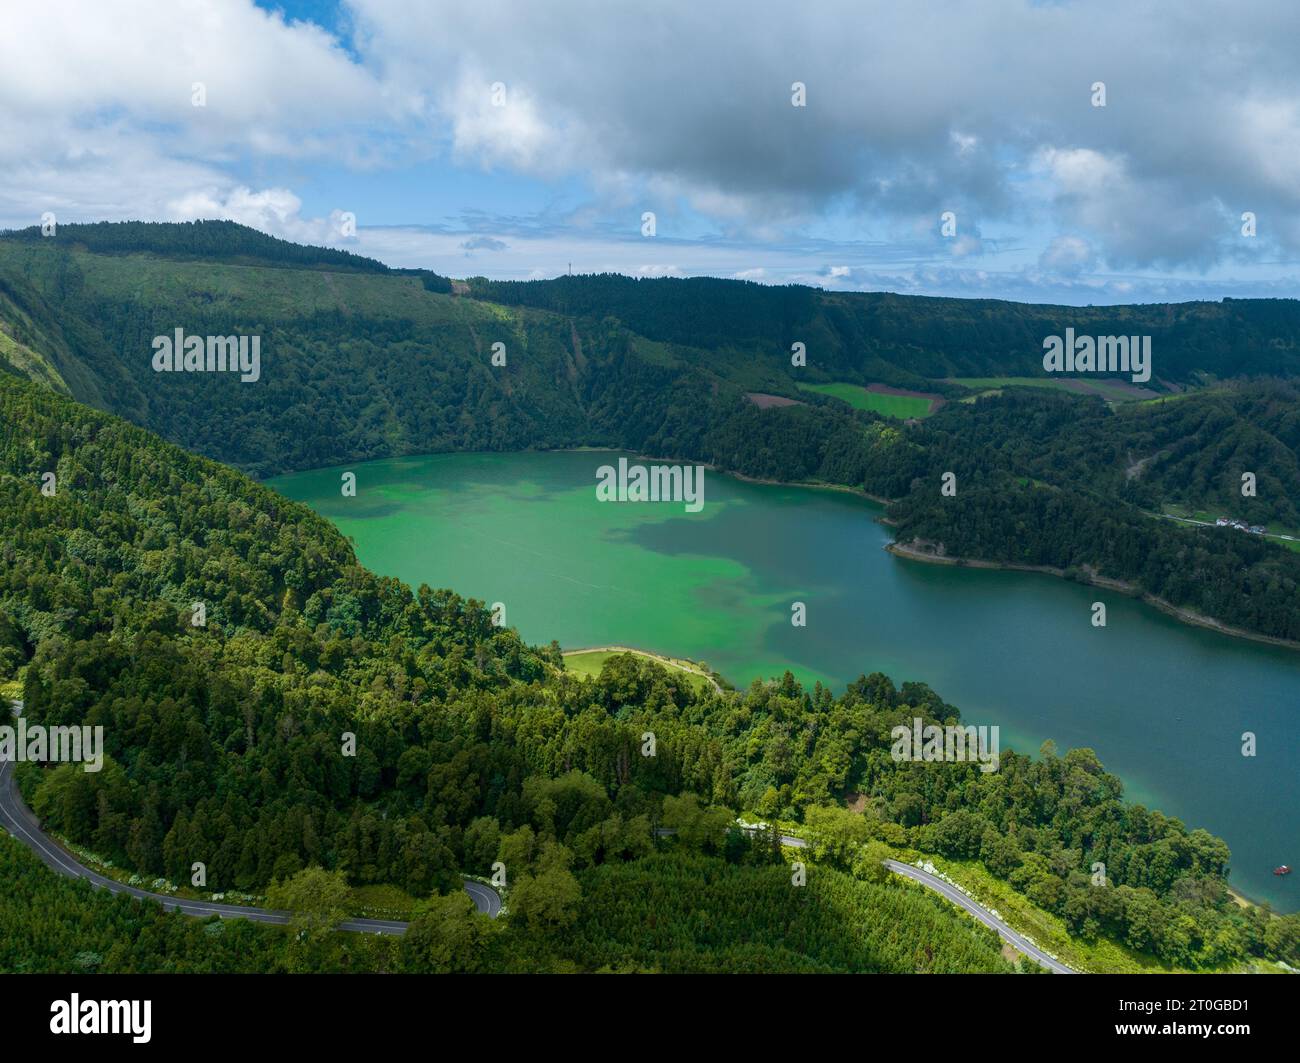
[0,234,601,476]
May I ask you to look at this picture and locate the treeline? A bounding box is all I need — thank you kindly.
[547,852,1008,973]
[890,479,1300,639]
[468,271,1300,383]
[916,382,1300,529]
[10,223,1300,392]
[0,244,596,477]
[1,220,391,273]
[468,272,821,353]
[0,829,1016,975]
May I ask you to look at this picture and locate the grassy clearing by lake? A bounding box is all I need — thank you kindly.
[563,648,716,693]
[798,382,935,418]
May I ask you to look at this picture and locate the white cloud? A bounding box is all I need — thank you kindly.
[442,68,567,175]
[1038,234,1096,277]
[166,187,368,247]
[0,0,397,232]
[342,0,1300,266]
[1,0,1299,288]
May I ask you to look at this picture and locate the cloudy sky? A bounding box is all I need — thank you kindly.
[3,0,1300,303]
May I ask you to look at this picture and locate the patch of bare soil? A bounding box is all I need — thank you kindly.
[843,791,868,813]
[746,392,805,409]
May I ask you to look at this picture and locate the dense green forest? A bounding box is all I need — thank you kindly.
[2,373,1297,972]
[467,272,1300,384]
[917,382,1300,528]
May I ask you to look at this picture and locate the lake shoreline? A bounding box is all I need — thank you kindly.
[886,540,1300,653]
[721,470,894,506]
[547,447,896,504]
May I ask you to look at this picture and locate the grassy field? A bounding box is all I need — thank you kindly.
[562,648,716,693]
[797,382,935,418]
[946,371,1076,389]
[948,376,1152,403]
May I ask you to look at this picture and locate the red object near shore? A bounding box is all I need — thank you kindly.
[1274,865,1292,876]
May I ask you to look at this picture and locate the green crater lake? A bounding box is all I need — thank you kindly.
[271,450,1300,911]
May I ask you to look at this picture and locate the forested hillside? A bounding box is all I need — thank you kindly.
[0,831,385,973]
[3,220,394,274]
[468,273,1300,385]
[1,373,1297,972]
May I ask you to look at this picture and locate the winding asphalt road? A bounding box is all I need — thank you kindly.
[778,832,1074,973]
[882,858,1074,973]
[0,700,499,933]
[2,699,1070,969]
[659,826,1076,973]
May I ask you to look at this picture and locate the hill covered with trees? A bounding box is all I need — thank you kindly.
[1,372,1297,972]
[1,220,394,274]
